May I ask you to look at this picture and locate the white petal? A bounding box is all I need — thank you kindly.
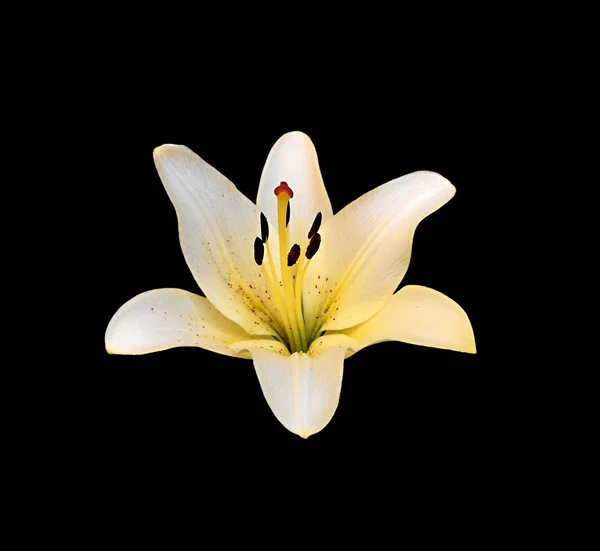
[307,333,359,356]
[250,343,351,438]
[228,338,290,356]
[303,171,455,334]
[154,145,283,336]
[105,288,253,358]
[344,285,476,354]
[256,131,333,249]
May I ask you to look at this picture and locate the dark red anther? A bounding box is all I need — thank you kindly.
[287,243,301,266]
[274,181,294,198]
[260,212,269,242]
[286,202,290,227]
[307,212,322,239]
[254,236,264,266]
[305,232,321,259]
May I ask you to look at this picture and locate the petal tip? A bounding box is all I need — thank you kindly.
[282,129,311,141]
[456,325,476,354]
[104,330,122,355]
[275,130,314,150]
[153,143,183,161]
[416,170,456,196]
[462,318,477,354]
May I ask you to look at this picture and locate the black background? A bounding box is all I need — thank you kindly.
[86,60,503,496]
[17,8,555,539]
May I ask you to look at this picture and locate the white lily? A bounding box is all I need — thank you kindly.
[106,131,475,438]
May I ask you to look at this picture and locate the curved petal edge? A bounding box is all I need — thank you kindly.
[344,284,476,354]
[303,171,456,335]
[250,343,350,438]
[105,288,253,358]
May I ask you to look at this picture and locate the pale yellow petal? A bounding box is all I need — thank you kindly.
[228,338,290,356]
[105,289,254,358]
[250,342,351,438]
[307,333,359,356]
[153,145,283,336]
[344,285,476,354]
[303,171,455,335]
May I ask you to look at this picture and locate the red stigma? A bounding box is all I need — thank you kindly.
[274,181,294,198]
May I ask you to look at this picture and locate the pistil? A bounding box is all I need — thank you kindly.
[275,183,304,352]
[252,185,323,353]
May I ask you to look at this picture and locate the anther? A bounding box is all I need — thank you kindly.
[286,203,291,227]
[307,212,322,239]
[305,232,321,259]
[260,212,269,242]
[287,243,301,266]
[254,237,265,266]
[274,181,294,198]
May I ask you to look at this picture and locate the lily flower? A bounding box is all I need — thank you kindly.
[106,131,475,438]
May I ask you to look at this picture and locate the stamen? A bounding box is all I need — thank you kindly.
[287,244,301,267]
[254,237,264,266]
[260,212,269,242]
[307,212,322,239]
[305,232,321,259]
[255,181,325,354]
[274,181,294,198]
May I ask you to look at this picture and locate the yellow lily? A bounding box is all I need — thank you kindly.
[106,131,475,438]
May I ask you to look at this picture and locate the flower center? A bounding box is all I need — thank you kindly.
[253,182,322,353]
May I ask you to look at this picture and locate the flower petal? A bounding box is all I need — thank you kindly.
[344,285,476,354]
[105,288,253,358]
[228,338,290,356]
[154,145,283,336]
[303,171,455,334]
[256,132,333,250]
[249,343,351,438]
[307,333,359,356]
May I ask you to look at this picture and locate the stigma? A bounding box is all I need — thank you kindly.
[274,181,294,198]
